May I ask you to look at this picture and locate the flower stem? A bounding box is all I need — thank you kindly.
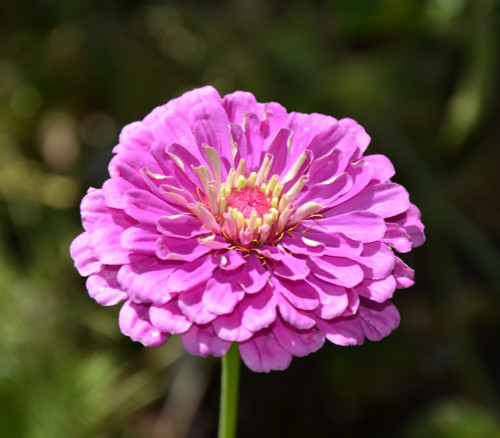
[218,343,240,438]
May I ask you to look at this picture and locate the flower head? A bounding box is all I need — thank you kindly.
[70,86,425,372]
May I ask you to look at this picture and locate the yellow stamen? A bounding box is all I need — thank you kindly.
[267,175,279,193]
[278,194,290,212]
[235,158,247,180]
[235,175,247,189]
[272,182,283,199]
[247,171,257,187]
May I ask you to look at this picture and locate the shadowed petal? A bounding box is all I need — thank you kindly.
[70,232,102,276]
[274,277,319,311]
[356,276,397,303]
[117,261,176,305]
[166,256,218,293]
[277,294,316,329]
[358,299,400,341]
[155,235,211,262]
[86,266,127,306]
[241,284,278,332]
[306,275,349,320]
[150,299,193,334]
[316,316,365,346]
[237,254,270,293]
[119,300,168,347]
[177,285,217,325]
[239,330,292,372]
[273,317,325,357]
[202,270,245,315]
[310,256,364,288]
[181,324,231,357]
[212,306,253,342]
[393,258,415,289]
[156,214,205,239]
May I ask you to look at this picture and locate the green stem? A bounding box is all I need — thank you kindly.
[218,343,240,438]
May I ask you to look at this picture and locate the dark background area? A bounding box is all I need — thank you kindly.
[1,1,499,437]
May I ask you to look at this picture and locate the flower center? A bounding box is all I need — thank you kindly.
[226,186,271,219]
[180,146,323,249]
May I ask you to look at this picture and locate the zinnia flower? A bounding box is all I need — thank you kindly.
[70,86,425,372]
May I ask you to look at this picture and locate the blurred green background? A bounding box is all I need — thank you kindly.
[1,0,500,437]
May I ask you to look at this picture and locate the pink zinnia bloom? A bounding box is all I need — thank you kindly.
[70,86,425,372]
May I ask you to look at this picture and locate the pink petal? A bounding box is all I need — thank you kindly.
[121,225,158,254]
[363,154,395,182]
[286,112,338,159]
[316,316,365,346]
[276,294,316,329]
[239,330,292,372]
[352,242,395,280]
[355,275,397,303]
[81,188,133,233]
[222,90,265,125]
[108,151,158,188]
[149,300,193,334]
[90,226,136,265]
[391,204,425,248]
[218,250,246,271]
[303,229,363,257]
[190,99,231,174]
[260,102,289,142]
[70,232,102,276]
[237,254,270,293]
[317,211,386,243]
[299,171,353,206]
[212,306,253,342]
[310,256,364,288]
[156,214,205,239]
[241,284,278,332]
[266,128,294,177]
[307,148,349,186]
[330,182,410,219]
[86,266,127,306]
[202,270,245,316]
[358,299,400,341]
[274,277,319,311]
[280,236,325,257]
[114,120,152,154]
[393,258,415,289]
[272,255,310,281]
[119,300,168,347]
[321,160,374,208]
[101,177,135,209]
[164,255,218,293]
[339,118,371,158]
[381,223,413,253]
[228,123,246,165]
[155,235,211,262]
[306,275,349,319]
[181,324,231,357]
[151,118,199,164]
[273,317,325,357]
[124,189,177,227]
[166,86,222,118]
[117,260,176,305]
[177,285,217,325]
[342,289,360,317]
[242,112,264,171]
